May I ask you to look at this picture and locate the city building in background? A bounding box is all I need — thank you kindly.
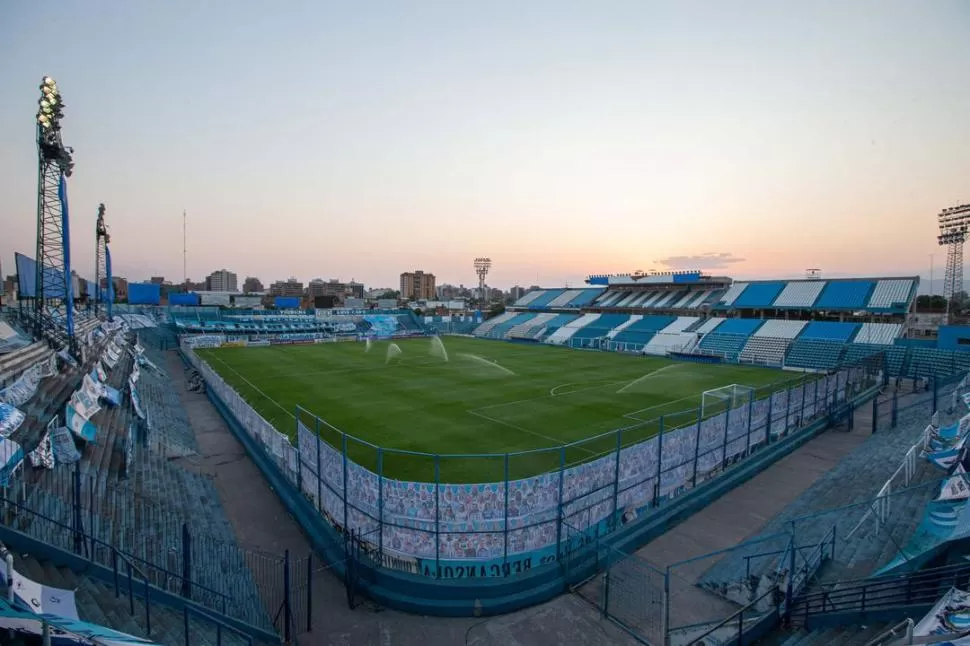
[206,269,238,292]
[111,277,128,302]
[269,278,304,298]
[242,276,264,294]
[400,270,436,301]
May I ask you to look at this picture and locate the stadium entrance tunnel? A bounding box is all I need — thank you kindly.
[186,347,881,617]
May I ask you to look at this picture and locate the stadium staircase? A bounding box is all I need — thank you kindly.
[696,399,944,606]
[610,315,677,348]
[507,312,556,339]
[757,621,897,646]
[641,317,700,355]
[739,320,806,366]
[1,329,276,641]
[545,313,601,344]
[568,313,630,342]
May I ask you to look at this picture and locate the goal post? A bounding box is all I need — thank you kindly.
[701,383,755,419]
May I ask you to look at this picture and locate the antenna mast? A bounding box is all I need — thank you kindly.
[183,210,187,288]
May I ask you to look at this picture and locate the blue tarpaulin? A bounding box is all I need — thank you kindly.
[59,174,74,338]
[169,292,200,306]
[105,246,113,319]
[15,253,67,299]
[275,296,300,309]
[128,283,161,305]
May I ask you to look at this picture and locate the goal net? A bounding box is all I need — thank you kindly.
[701,384,755,419]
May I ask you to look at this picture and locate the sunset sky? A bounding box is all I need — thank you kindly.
[1,0,968,290]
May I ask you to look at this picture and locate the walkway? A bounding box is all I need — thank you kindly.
[165,351,637,646]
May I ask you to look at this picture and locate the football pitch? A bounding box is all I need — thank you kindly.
[197,336,800,482]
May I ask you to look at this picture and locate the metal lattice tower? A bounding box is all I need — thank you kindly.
[938,204,970,319]
[95,203,110,317]
[474,257,491,303]
[34,76,77,357]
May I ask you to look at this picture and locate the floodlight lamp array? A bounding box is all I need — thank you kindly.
[938,204,970,234]
[36,76,74,176]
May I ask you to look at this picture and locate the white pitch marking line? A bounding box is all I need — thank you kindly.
[206,352,296,420]
[615,363,687,394]
[466,409,597,455]
[549,381,625,397]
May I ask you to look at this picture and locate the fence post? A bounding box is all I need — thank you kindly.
[872,397,878,435]
[341,434,349,533]
[933,379,939,412]
[814,378,819,419]
[434,455,440,579]
[691,408,702,487]
[296,410,303,494]
[503,453,510,564]
[800,375,807,426]
[745,394,754,457]
[314,413,322,513]
[283,549,292,643]
[654,416,665,507]
[784,385,792,436]
[377,447,384,559]
[785,533,796,616]
[555,446,566,561]
[663,566,671,646]
[765,394,773,445]
[306,552,313,633]
[720,404,730,469]
[611,430,623,531]
[602,561,610,618]
[88,477,95,559]
[892,388,898,428]
[181,523,191,599]
[72,461,82,555]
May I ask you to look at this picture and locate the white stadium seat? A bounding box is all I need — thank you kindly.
[718,283,748,306]
[772,281,826,308]
[853,323,902,345]
[867,280,914,309]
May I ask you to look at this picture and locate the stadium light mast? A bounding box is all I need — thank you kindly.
[474,257,491,304]
[937,203,970,322]
[95,204,110,317]
[34,75,78,357]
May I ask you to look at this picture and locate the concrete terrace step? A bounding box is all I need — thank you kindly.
[12,554,257,645]
[698,397,936,596]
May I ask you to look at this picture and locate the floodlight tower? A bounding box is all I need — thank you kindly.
[95,204,110,317]
[34,76,78,357]
[937,203,970,321]
[474,257,491,303]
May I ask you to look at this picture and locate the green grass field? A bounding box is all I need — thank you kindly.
[198,337,801,481]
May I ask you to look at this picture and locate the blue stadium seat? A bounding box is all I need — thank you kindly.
[799,321,860,342]
[570,314,630,340]
[814,280,875,310]
[523,290,565,309]
[612,316,677,346]
[566,288,603,307]
[784,339,846,370]
[712,318,764,336]
[731,282,786,308]
[697,334,751,360]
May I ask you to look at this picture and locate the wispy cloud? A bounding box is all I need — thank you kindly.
[656,252,746,270]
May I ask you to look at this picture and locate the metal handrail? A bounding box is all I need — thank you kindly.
[865,618,913,646]
[690,585,780,645]
[793,562,970,618]
[801,560,970,596]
